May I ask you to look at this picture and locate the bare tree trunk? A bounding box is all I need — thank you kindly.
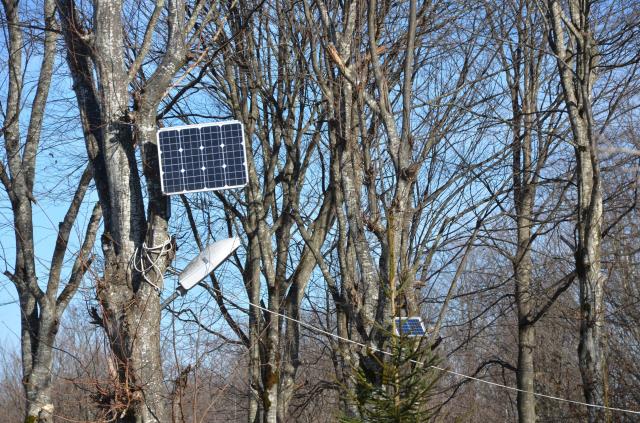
[21,307,56,423]
[198,4,336,420]
[547,1,606,421]
[1,0,100,421]
[505,6,539,419]
[306,0,486,418]
[262,283,280,423]
[496,3,546,419]
[248,240,264,423]
[513,47,537,423]
[57,0,209,419]
[515,218,536,423]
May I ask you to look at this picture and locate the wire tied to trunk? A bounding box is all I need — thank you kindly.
[132,236,173,293]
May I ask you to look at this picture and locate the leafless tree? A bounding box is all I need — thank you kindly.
[3,0,640,422]
[299,0,503,418]
[172,2,335,421]
[0,0,101,421]
[484,1,577,420]
[546,1,640,421]
[56,0,222,419]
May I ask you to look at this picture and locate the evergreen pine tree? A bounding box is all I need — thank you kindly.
[340,329,441,423]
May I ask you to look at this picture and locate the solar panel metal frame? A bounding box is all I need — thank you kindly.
[156,120,249,196]
[394,316,426,337]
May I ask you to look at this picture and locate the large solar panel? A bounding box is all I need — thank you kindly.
[394,317,426,337]
[157,121,248,195]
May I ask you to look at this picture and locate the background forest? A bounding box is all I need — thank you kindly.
[1,0,640,422]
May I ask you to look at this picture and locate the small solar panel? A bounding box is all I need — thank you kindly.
[394,317,426,337]
[157,121,248,195]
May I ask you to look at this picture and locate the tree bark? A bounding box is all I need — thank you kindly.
[516,219,536,423]
[547,1,606,421]
[58,0,200,418]
[1,0,100,421]
[307,0,482,417]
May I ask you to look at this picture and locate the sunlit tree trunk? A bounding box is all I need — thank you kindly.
[547,1,606,421]
[57,0,207,418]
[1,0,100,421]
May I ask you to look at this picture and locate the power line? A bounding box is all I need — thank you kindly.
[212,286,640,417]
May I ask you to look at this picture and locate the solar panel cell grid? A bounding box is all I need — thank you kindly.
[221,123,246,186]
[158,130,182,194]
[182,127,204,192]
[394,317,426,336]
[157,121,248,195]
[201,125,225,189]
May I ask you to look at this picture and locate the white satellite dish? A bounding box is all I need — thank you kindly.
[162,236,240,308]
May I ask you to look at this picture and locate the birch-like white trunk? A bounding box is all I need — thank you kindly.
[548,2,606,420]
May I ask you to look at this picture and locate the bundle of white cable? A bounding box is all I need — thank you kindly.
[132,237,173,293]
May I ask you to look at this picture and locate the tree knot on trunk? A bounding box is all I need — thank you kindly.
[265,368,280,389]
[518,316,533,328]
[101,232,118,263]
[88,306,104,327]
[400,162,420,181]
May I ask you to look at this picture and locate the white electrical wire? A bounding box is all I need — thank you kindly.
[132,237,173,292]
[210,287,640,416]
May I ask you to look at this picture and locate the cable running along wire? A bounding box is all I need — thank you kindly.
[198,285,640,417]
